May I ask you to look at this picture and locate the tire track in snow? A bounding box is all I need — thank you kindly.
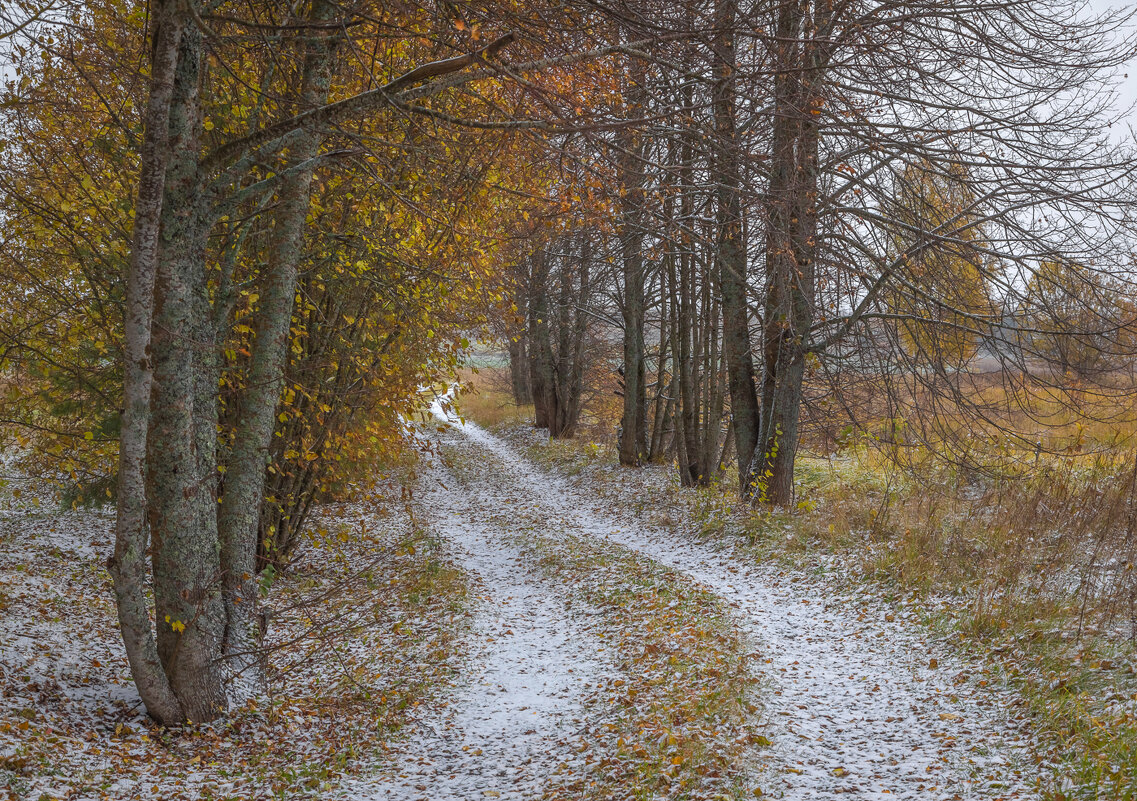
[358,452,609,800]
[446,415,1037,800]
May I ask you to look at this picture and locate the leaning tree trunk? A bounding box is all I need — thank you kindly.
[109,2,523,725]
[108,0,186,727]
[217,0,337,703]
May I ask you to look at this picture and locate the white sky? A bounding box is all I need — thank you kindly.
[1088,0,1137,128]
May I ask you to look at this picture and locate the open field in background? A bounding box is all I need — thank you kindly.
[456,366,623,443]
[458,365,1137,800]
[799,365,1137,471]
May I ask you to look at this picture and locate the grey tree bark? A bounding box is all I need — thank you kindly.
[109,3,522,725]
[618,47,648,466]
[528,249,554,430]
[146,21,228,723]
[752,0,827,506]
[712,0,761,496]
[527,239,591,438]
[108,0,186,727]
[217,0,338,701]
[508,288,533,406]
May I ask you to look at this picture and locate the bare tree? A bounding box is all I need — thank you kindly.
[738,0,1137,502]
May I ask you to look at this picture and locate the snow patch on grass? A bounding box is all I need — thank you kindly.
[0,476,470,800]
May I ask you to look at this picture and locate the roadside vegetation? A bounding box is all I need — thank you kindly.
[3,0,1137,798]
[459,370,1137,800]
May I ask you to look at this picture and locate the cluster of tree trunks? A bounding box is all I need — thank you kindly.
[110,0,340,725]
[111,0,522,724]
[510,237,594,439]
[508,0,1137,510]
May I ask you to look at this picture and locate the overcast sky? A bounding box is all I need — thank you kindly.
[1087,0,1137,129]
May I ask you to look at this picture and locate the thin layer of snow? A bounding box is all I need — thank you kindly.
[441,410,1036,800]
[0,468,476,800]
[0,512,144,725]
[354,449,611,800]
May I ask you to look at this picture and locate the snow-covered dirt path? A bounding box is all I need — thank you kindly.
[357,451,610,800]
[442,415,1036,800]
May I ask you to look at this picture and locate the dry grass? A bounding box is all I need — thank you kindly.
[455,392,534,432]
[456,367,623,443]
[788,442,1137,629]
[800,369,1137,477]
[732,443,1137,800]
[451,368,530,430]
[462,370,1137,797]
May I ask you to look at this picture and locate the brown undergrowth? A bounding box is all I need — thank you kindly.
[785,447,1137,800]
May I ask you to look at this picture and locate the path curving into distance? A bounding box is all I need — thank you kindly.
[439,412,1036,801]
